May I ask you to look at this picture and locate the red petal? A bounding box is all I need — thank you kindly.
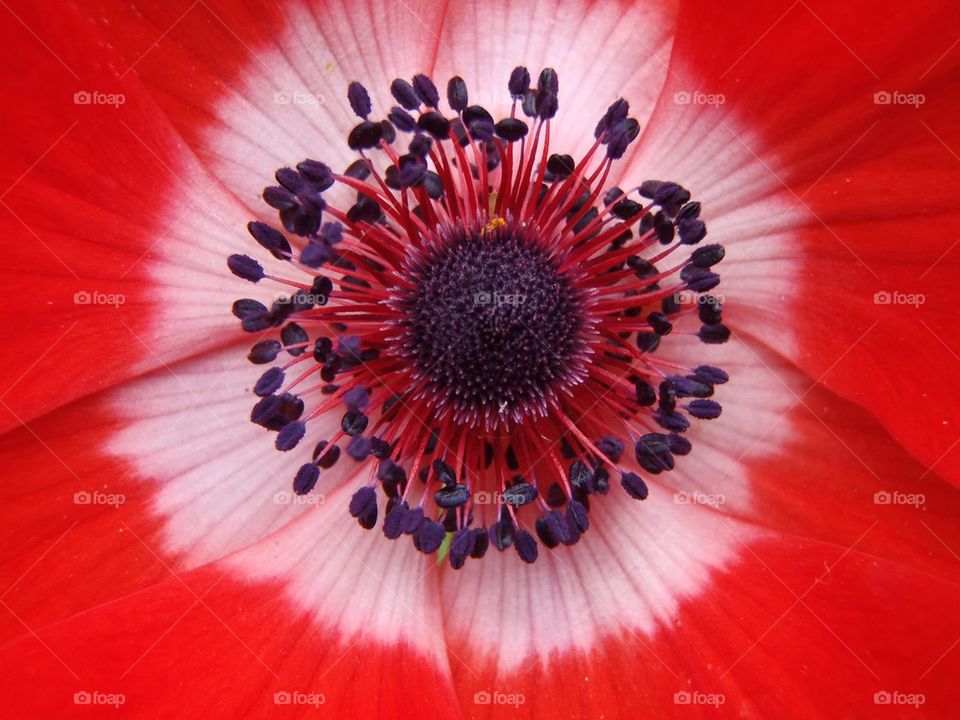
[628,0,960,482]
[0,343,365,640]
[0,564,460,718]
[0,2,252,431]
[439,339,960,716]
[81,0,454,206]
[445,532,960,718]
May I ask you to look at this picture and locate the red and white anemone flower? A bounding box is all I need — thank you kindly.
[2,0,960,717]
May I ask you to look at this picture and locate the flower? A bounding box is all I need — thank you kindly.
[233,66,730,565]
[1,0,959,718]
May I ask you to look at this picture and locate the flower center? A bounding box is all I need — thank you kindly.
[227,67,731,567]
[391,218,590,429]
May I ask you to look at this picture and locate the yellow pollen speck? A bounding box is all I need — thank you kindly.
[485,216,506,233]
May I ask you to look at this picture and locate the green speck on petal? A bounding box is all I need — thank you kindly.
[436,531,453,564]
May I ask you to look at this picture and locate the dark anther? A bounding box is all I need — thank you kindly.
[247,221,291,259]
[567,499,589,533]
[606,118,640,159]
[349,486,378,529]
[508,66,530,98]
[412,74,440,107]
[502,481,538,507]
[690,244,725,268]
[514,530,539,563]
[227,254,264,283]
[636,332,661,353]
[433,459,456,486]
[447,76,468,111]
[596,436,624,463]
[296,159,334,190]
[254,367,284,397]
[647,312,673,336]
[620,472,649,501]
[275,420,306,451]
[635,433,674,474]
[417,111,451,139]
[347,81,372,118]
[341,410,369,436]
[434,483,470,508]
[347,120,383,150]
[594,98,630,140]
[389,502,418,534]
[293,463,320,495]
[248,339,281,365]
[344,159,371,180]
[687,399,722,419]
[678,218,708,245]
[449,527,476,569]
[390,78,420,110]
[388,106,417,132]
[383,501,407,539]
[699,323,731,344]
[415,519,446,553]
[547,153,575,178]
